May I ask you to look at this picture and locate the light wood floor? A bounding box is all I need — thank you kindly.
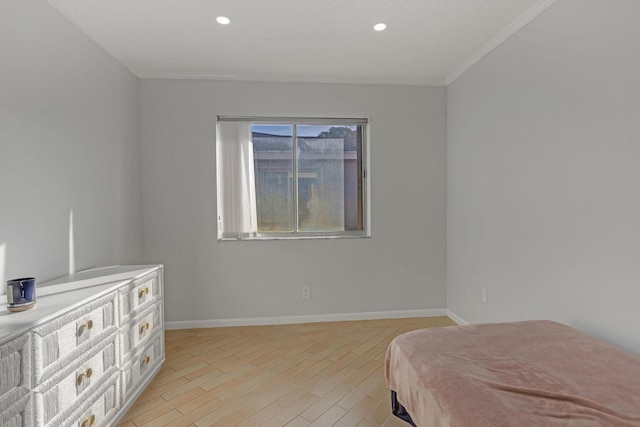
[118,316,456,426]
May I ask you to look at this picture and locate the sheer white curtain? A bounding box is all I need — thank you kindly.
[216,121,258,239]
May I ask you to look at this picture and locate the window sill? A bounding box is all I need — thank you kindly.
[218,233,370,242]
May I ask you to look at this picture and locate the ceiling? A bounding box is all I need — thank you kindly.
[46,0,557,86]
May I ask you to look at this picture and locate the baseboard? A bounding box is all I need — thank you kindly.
[446,310,469,325]
[165,308,450,330]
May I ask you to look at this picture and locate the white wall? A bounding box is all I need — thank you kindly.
[140,80,446,323]
[447,0,640,353]
[0,0,142,286]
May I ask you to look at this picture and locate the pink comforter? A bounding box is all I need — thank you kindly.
[385,320,640,427]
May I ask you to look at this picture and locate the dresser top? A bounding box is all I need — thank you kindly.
[0,265,161,344]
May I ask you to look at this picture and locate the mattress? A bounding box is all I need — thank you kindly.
[385,320,640,427]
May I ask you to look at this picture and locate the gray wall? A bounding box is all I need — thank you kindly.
[0,0,142,286]
[140,80,447,322]
[447,0,640,353]
[8,0,636,354]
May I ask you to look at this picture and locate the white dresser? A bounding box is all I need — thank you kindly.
[0,265,164,427]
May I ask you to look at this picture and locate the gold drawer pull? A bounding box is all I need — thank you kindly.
[141,355,150,366]
[76,368,93,386]
[77,320,93,336]
[138,287,150,299]
[80,414,95,427]
[140,322,150,334]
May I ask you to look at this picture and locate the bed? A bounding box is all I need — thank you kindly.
[385,320,640,427]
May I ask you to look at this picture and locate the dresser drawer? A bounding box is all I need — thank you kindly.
[38,332,118,425]
[122,333,163,400]
[33,293,117,383]
[0,393,33,427]
[0,334,31,404]
[0,265,164,427]
[118,270,161,320]
[56,372,119,427]
[120,304,162,358]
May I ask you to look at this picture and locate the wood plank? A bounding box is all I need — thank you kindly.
[333,395,380,427]
[260,393,320,427]
[301,383,351,422]
[120,316,456,426]
[131,387,204,426]
[308,406,348,427]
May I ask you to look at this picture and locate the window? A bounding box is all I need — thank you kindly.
[217,117,368,240]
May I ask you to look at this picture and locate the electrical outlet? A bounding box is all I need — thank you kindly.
[481,288,489,304]
[301,286,311,300]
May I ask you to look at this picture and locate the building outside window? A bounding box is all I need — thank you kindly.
[217,118,369,240]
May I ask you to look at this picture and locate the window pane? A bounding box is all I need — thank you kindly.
[252,125,294,232]
[296,125,363,232]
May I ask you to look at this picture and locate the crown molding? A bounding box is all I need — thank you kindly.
[135,71,447,87]
[445,0,558,85]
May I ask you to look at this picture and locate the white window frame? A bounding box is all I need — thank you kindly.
[217,116,370,240]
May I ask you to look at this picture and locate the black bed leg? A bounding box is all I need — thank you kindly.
[390,390,417,426]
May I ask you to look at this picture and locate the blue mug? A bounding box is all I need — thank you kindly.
[6,277,36,306]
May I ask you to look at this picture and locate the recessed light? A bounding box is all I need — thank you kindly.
[216,16,231,25]
[373,23,387,31]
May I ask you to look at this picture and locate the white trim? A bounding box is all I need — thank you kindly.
[165,309,449,330]
[135,71,447,87]
[445,0,558,85]
[218,116,368,124]
[446,310,469,325]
